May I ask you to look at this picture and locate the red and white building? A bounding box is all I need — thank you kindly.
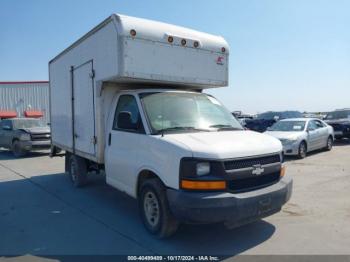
[0,81,50,124]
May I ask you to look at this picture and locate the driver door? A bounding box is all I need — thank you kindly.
[307,120,319,151]
[314,120,328,148]
[104,94,145,196]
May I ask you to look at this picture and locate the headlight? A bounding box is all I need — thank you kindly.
[280,138,297,145]
[196,162,210,176]
[19,132,31,141]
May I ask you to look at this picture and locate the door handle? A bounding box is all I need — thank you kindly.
[108,133,111,146]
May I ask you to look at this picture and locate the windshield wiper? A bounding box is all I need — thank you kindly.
[156,126,209,135]
[209,124,243,131]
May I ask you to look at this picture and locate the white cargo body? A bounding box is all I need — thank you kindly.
[49,14,229,163]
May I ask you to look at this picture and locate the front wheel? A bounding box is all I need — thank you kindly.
[298,141,307,159]
[139,178,179,238]
[11,140,27,158]
[325,136,333,151]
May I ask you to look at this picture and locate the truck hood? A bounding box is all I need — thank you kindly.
[264,131,303,140]
[325,119,350,125]
[19,126,51,134]
[162,130,282,159]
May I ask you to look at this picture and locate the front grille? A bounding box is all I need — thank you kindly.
[227,171,280,193]
[224,154,281,170]
[31,133,51,141]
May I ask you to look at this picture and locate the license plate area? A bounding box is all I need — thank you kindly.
[334,131,343,136]
[258,197,272,215]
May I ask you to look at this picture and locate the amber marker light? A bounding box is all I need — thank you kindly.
[280,165,286,177]
[181,180,226,190]
[130,29,137,37]
[168,36,174,43]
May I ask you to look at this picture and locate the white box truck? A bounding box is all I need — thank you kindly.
[49,14,292,238]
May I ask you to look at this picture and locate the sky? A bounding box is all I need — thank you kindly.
[0,0,349,113]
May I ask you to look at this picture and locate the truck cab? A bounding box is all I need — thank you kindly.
[324,109,350,139]
[50,14,292,238]
[66,88,292,238]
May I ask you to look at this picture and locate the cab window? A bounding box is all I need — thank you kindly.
[314,120,325,128]
[113,95,144,133]
[1,120,13,130]
[308,121,318,130]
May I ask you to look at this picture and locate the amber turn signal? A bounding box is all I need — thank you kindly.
[181,180,226,190]
[168,36,174,43]
[280,165,286,177]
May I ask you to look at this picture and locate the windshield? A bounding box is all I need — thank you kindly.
[269,121,306,132]
[325,110,350,120]
[140,92,243,134]
[13,119,46,129]
[257,111,303,120]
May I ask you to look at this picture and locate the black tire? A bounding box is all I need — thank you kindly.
[298,141,307,159]
[138,178,179,238]
[68,153,88,187]
[11,140,27,158]
[325,136,333,151]
[65,152,70,174]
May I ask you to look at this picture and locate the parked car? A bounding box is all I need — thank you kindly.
[245,111,303,132]
[265,118,334,158]
[0,118,51,157]
[232,112,254,127]
[323,109,350,140]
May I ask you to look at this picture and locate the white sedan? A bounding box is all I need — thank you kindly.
[265,118,334,158]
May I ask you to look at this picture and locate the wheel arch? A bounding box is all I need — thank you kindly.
[301,139,308,151]
[136,169,164,198]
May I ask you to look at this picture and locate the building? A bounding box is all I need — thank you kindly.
[0,81,50,124]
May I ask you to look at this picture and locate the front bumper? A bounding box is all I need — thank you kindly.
[282,142,299,155]
[19,140,51,151]
[334,130,350,139]
[167,175,292,227]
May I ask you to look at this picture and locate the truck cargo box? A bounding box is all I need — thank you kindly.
[49,14,230,163]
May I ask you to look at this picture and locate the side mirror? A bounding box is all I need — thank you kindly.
[273,116,280,121]
[117,111,137,130]
[2,125,12,131]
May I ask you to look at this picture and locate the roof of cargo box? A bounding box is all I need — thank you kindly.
[50,14,229,64]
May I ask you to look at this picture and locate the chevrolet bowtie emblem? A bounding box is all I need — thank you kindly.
[252,164,264,176]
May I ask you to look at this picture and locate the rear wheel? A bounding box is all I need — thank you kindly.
[67,153,88,187]
[11,140,27,157]
[325,136,333,151]
[139,178,179,238]
[298,141,307,159]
